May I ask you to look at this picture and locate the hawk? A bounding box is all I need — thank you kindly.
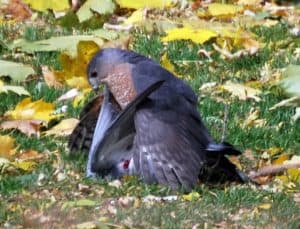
[69,48,247,191]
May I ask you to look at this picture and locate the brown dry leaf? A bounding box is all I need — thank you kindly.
[0,135,16,159]
[1,0,32,21]
[228,156,242,170]
[242,108,266,128]
[42,66,63,89]
[0,119,42,136]
[222,81,261,102]
[44,118,79,136]
[4,98,60,124]
[16,149,45,161]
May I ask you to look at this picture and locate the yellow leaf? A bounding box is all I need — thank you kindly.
[208,3,243,17]
[72,88,92,107]
[272,154,289,165]
[258,203,271,210]
[160,53,176,75]
[182,192,200,201]
[161,27,217,44]
[55,41,100,90]
[44,118,79,136]
[11,161,36,171]
[116,0,172,9]
[23,0,69,12]
[123,9,144,25]
[0,135,16,159]
[5,98,60,124]
[222,81,261,102]
[287,168,300,182]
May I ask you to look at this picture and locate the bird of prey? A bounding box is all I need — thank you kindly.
[69,48,247,191]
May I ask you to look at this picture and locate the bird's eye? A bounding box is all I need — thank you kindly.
[90,71,98,78]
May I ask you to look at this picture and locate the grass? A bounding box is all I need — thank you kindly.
[0,22,299,227]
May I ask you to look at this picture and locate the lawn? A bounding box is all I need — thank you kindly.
[0,3,300,228]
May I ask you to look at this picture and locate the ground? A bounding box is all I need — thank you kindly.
[0,20,299,228]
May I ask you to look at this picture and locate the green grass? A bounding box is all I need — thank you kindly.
[0,22,300,227]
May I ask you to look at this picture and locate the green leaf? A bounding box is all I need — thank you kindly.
[76,0,115,23]
[8,35,104,56]
[281,65,300,96]
[0,60,35,82]
[76,199,97,207]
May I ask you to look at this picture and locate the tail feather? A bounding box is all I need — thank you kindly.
[201,142,248,183]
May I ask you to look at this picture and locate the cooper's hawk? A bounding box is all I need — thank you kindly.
[69,48,247,191]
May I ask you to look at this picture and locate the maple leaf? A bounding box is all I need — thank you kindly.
[4,98,60,124]
[208,3,243,17]
[54,40,100,89]
[116,0,172,9]
[221,81,261,102]
[23,0,69,12]
[161,27,217,44]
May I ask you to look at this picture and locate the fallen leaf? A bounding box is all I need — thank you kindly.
[11,160,36,171]
[182,192,200,201]
[16,150,45,161]
[1,0,32,21]
[5,98,60,124]
[272,154,289,165]
[160,53,177,75]
[0,135,16,159]
[258,203,271,210]
[76,221,97,229]
[0,60,35,82]
[161,27,217,44]
[42,66,63,89]
[0,119,42,136]
[208,3,243,17]
[116,0,172,9]
[123,9,144,25]
[54,41,99,89]
[58,88,80,101]
[222,81,261,102]
[23,0,69,12]
[0,80,30,96]
[270,96,300,110]
[242,108,266,128]
[9,35,103,57]
[44,118,79,136]
[280,65,300,97]
[76,0,115,22]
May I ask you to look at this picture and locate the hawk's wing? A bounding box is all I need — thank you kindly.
[90,80,164,176]
[132,107,204,191]
[68,95,104,154]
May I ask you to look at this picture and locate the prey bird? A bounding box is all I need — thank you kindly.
[69,48,247,191]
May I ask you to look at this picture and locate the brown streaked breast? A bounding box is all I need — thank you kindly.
[103,63,137,109]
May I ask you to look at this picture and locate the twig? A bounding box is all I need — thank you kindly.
[221,103,229,142]
[249,163,300,179]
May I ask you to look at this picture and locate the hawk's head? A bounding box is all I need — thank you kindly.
[87,48,149,109]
